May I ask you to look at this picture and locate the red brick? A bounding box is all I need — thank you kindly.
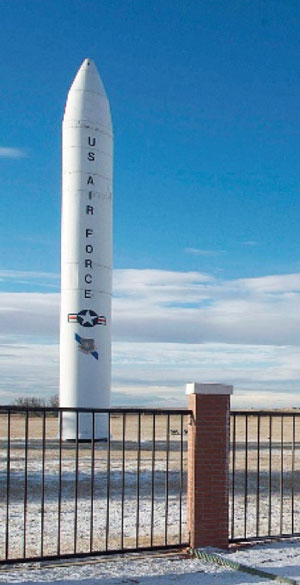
[187,391,231,549]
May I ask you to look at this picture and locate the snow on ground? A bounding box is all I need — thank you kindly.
[0,431,188,559]
[2,436,300,560]
[229,539,300,582]
[0,549,270,585]
[3,542,300,585]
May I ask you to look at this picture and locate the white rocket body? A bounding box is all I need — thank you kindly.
[59,59,113,440]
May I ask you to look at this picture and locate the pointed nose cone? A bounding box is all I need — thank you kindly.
[71,58,106,97]
[64,58,112,132]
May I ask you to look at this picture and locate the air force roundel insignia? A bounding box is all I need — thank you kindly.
[68,310,106,327]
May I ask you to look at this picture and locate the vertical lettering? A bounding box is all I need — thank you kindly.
[88,137,96,146]
[88,152,95,161]
[86,205,94,215]
[86,229,93,238]
[85,259,93,268]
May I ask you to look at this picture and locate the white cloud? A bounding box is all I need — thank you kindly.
[0,147,27,159]
[0,292,59,338]
[0,270,59,280]
[1,268,300,345]
[0,343,58,402]
[1,340,300,408]
[235,273,300,293]
[114,268,212,288]
[185,247,224,256]
[112,269,300,345]
[1,268,300,406]
[0,270,59,288]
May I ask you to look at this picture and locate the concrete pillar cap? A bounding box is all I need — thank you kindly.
[186,382,233,395]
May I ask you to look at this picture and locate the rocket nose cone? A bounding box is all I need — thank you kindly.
[83,57,95,68]
[64,58,112,130]
[71,58,107,98]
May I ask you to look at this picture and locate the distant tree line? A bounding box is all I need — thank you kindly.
[12,394,59,416]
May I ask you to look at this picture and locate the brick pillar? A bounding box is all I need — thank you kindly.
[186,382,233,549]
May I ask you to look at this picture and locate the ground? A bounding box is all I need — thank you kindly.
[2,541,300,585]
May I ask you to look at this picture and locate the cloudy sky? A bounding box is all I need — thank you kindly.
[1,1,300,408]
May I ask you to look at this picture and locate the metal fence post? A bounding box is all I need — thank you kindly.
[186,383,233,549]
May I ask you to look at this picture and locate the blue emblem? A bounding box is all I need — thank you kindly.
[75,334,98,360]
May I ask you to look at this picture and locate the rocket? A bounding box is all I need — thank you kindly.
[59,59,113,440]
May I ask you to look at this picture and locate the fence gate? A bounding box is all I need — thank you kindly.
[0,406,190,564]
[230,411,300,543]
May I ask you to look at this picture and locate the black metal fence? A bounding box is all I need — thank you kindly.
[230,411,300,542]
[0,406,190,564]
[6,404,300,560]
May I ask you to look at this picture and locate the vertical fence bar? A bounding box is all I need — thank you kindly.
[280,415,284,535]
[74,411,79,554]
[121,413,126,550]
[105,413,111,551]
[268,415,272,536]
[23,411,29,558]
[292,415,295,534]
[57,410,63,556]
[150,413,156,547]
[256,415,260,538]
[40,410,46,557]
[90,412,95,553]
[136,412,141,549]
[165,413,170,545]
[231,413,236,540]
[5,411,11,561]
[179,414,184,544]
[244,414,248,539]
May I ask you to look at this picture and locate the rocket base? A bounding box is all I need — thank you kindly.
[63,437,108,443]
[61,411,109,442]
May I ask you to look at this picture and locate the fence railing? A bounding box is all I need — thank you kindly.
[5,403,300,560]
[0,406,191,564]
[230,411,300,542]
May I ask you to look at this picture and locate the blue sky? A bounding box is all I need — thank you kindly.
[1,0,300,407]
